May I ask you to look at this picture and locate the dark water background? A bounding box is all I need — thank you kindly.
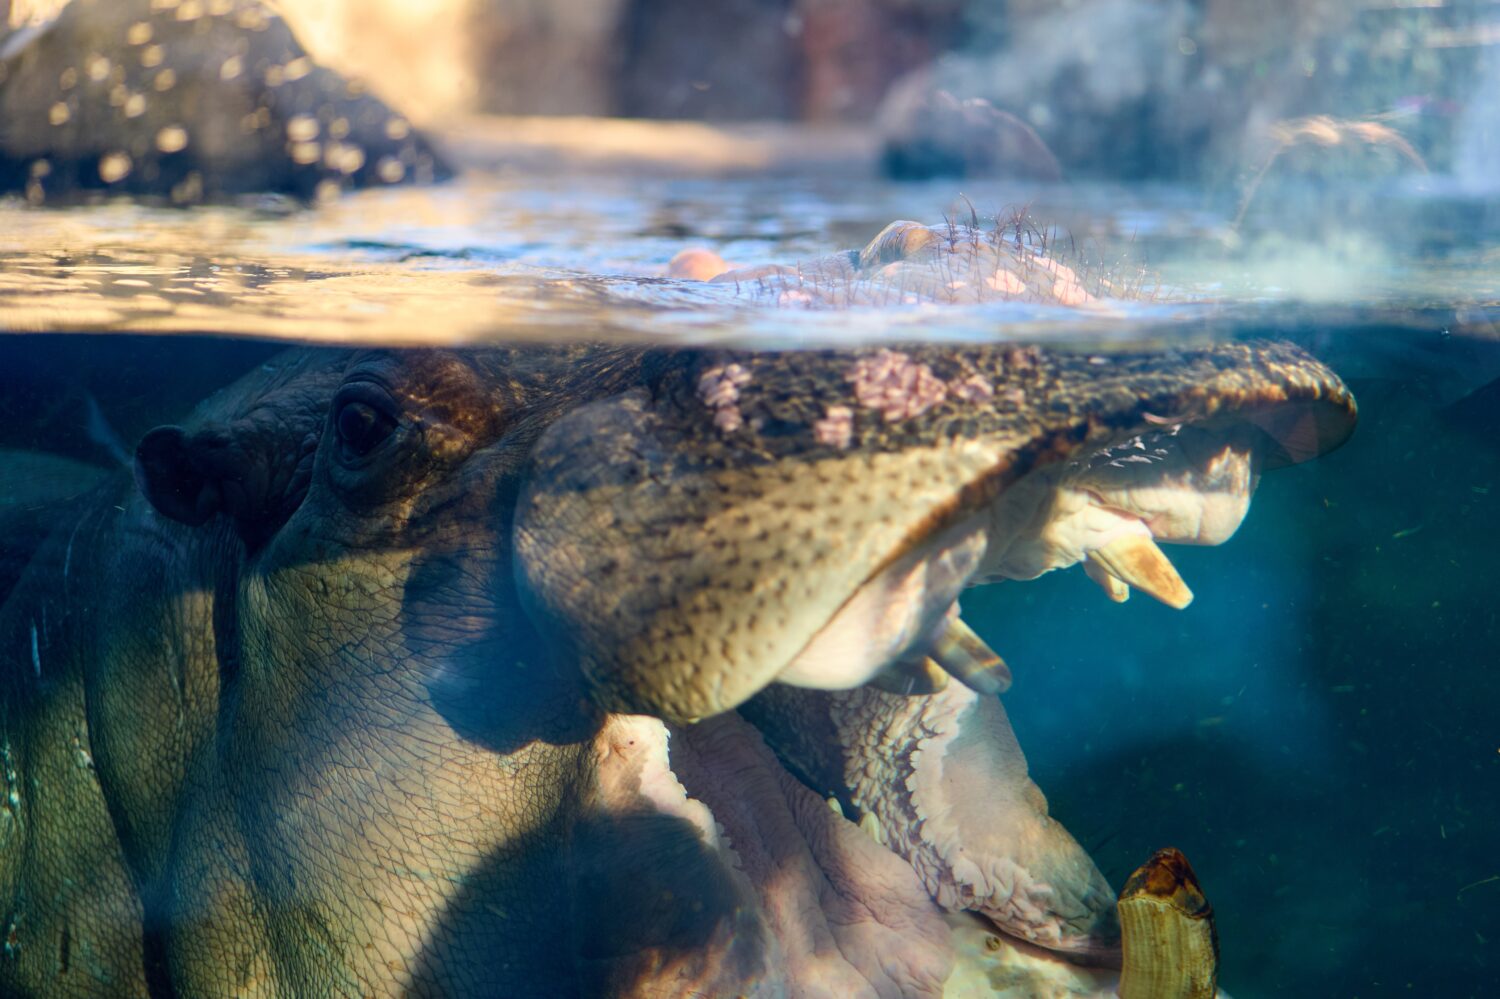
[2,172,1498,998]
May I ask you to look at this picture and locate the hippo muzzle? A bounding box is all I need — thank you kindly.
[515,339,1355,988]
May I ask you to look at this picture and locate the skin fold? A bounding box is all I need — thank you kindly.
[0,235,1355,996]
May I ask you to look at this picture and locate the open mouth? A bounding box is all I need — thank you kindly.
[517,341,1356,996]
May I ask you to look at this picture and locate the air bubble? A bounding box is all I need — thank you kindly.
[99,152,133,184]
[286,114,320,142]
[156,126,188,153]
[376,157,405,184]
[289,141,321,166]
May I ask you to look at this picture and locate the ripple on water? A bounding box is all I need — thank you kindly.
[0,173,1497,355]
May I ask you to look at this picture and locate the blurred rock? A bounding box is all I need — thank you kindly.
[613,0,801,120]
[468,0,623,116]
[798,0,965,121]
[0,0,452,203]
[928,0,1493,182]
[932,0,1210,180]
[275,0,478,122]
[878,81,1061,181]
[466,0,963,121]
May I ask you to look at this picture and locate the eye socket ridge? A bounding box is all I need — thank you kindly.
[331,383,401,460]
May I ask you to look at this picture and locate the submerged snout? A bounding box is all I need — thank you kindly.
[515,340,1353,722]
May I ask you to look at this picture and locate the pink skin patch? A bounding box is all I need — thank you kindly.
[813,405,854,450]
[667,248,732,281]
[848,349,949,422]
[1033,257,1098,308]
[712,407,744,433]
[698,363,753,434]
[846,350,1006,423]
[985,268,1028,296]
[949,373,995,404]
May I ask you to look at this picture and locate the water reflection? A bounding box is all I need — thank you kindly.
[2,170,1498,353]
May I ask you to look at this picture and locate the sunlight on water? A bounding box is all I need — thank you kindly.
[3,167,1498,352]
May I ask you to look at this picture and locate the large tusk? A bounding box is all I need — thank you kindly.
[868,654,950,695]
[928,616,1012,695]
[1117,847,1219,999]
[1089,535,1194,609]
[1084,553,1131,602]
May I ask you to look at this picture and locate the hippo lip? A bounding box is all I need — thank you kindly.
[755,399,1357,963]
[778,398,1347,704]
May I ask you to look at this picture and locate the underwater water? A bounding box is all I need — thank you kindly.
[1,171,1497,999]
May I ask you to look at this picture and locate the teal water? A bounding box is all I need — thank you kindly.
[1,173,1497,997]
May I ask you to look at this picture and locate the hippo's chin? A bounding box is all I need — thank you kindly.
[588,683,1122,998]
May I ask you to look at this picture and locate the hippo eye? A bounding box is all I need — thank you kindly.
[334,400,397,457]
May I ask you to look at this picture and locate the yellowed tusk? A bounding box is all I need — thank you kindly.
[1089,534,1193,609]
[1084,553,1131,602]
[868,655,950,695]
[929,617,1012,695]
[1118,847,1219,999]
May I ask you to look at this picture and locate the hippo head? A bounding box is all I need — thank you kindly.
[129,339,1352,996]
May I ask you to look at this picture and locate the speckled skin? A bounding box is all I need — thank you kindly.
[518,339,1356,722]
[0,0,451,202]
[0,333,1353,996]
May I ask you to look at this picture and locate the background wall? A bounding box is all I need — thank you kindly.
[9,1,1497,182]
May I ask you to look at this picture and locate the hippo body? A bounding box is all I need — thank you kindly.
[0,235,1355,996]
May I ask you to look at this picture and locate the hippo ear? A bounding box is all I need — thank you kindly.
[134,426,224,526]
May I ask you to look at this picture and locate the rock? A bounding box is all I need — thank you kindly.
[613,0,802,120]
[0,0,452,203]
[879,81,1061,181]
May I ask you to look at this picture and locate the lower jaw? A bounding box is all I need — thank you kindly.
[595,698,1116,998]
[943,912,1122,999]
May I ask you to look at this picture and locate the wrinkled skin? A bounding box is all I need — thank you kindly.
[0,244,1355,997]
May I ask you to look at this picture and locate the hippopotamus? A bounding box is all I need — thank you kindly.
[0,0,450,202]
[0,222,1356,996]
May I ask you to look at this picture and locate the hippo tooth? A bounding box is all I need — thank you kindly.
[1088,535,1193,609]
[928,617,1013,695]
[827,795,846,818]
[1117,848,1219,998]
[868,654,950,695]
[1083,554,1131,603]
[858,811,888,847]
